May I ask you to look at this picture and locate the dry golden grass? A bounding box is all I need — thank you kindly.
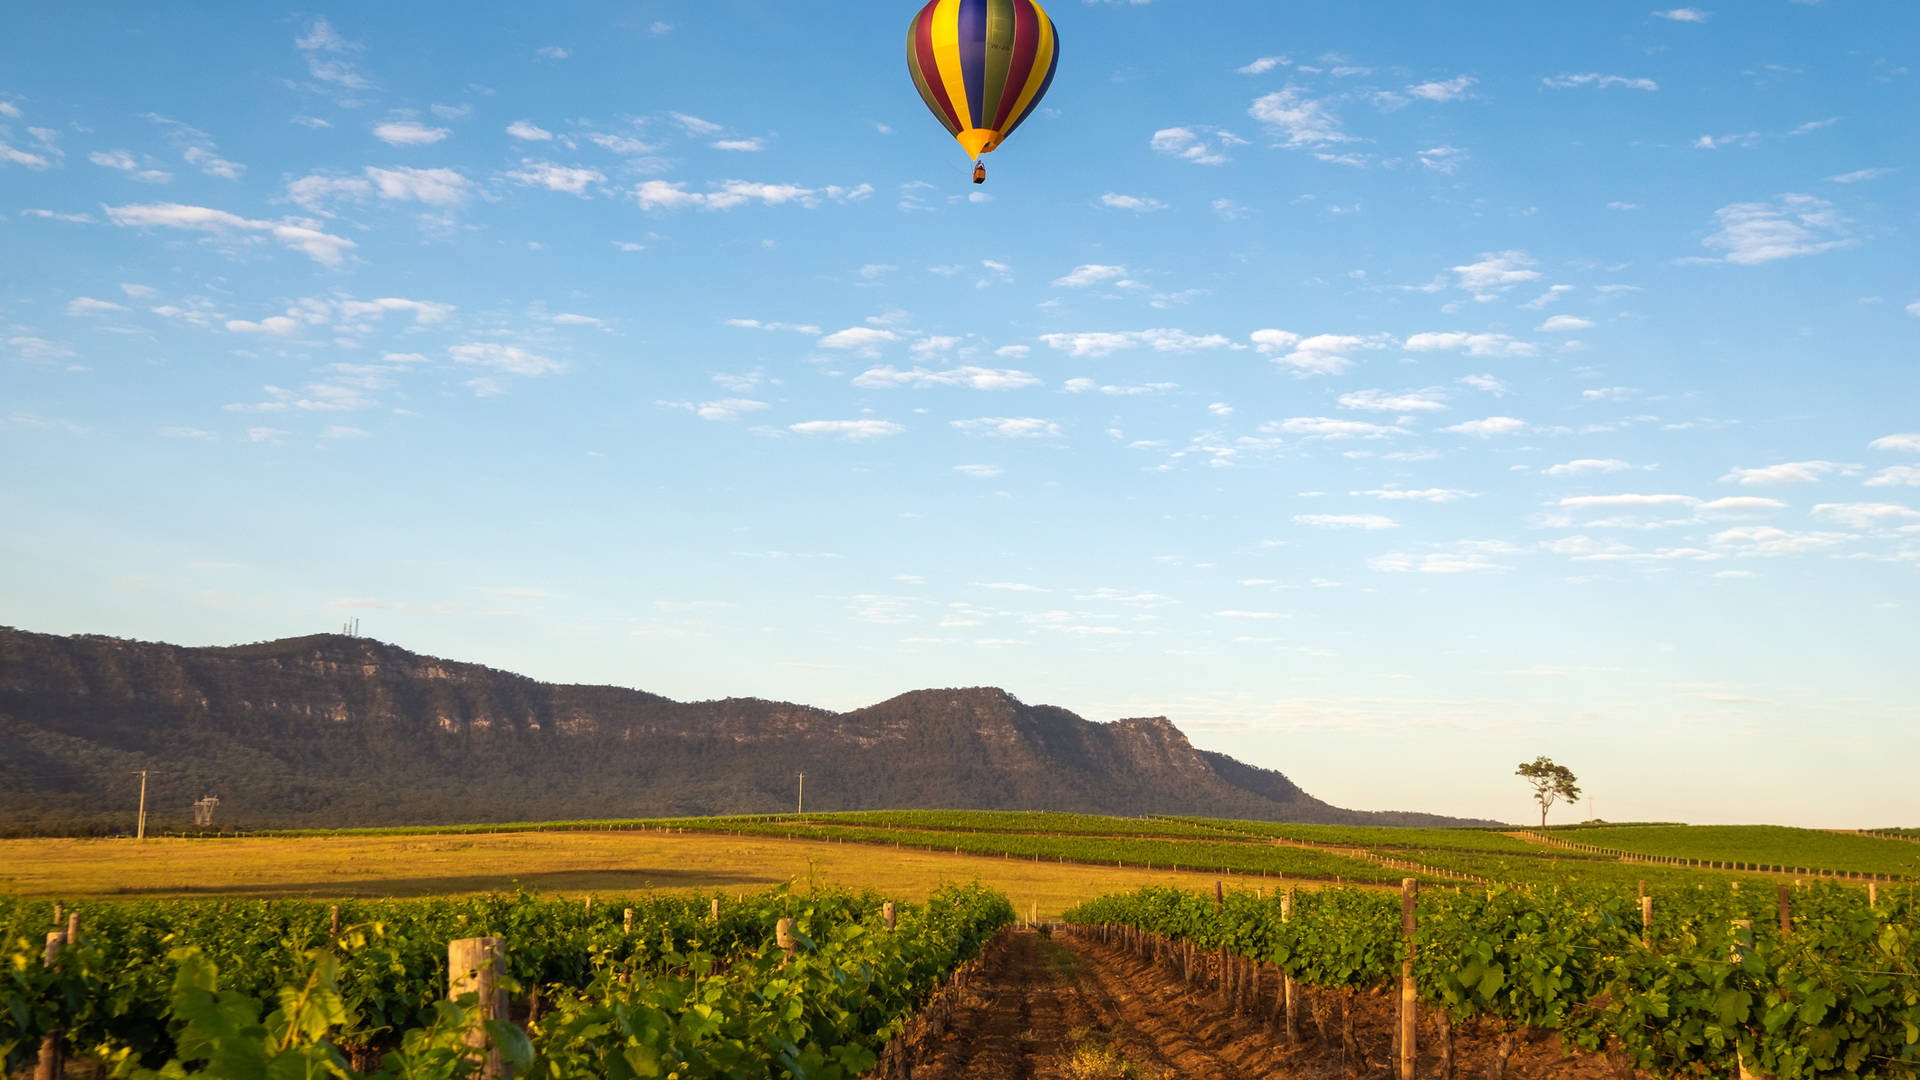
[0,830,1307,920]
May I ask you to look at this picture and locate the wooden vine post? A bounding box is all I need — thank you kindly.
[448,936,511,1080]
[623,908,634,936]
[1641,895,1653,948]
[777,918,798,964]
[1281,886,1298,1045]
[883,901,897,930]
[1730,921,1767,1080]
[1400,878,1418,1080]
[711,897,721,922]
[1777,884,1791,936]
[35,929,65,1080]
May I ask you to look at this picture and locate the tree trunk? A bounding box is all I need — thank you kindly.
[1489,1027,1515,1080]
[1341,989,1367,1075]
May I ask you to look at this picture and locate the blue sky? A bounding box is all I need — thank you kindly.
[2,2,1916,828]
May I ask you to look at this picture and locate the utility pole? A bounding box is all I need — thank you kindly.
[136,770,148,840]
[796,772,805,815]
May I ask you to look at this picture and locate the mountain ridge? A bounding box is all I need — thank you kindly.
[0,626,1499,834]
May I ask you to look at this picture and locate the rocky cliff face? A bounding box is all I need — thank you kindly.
[0,627,1481,833]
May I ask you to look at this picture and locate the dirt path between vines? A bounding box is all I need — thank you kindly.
[904,928,1618,1080]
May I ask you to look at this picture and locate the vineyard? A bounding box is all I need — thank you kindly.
[1064,878,1920,1080]
[0,883,1012,1078]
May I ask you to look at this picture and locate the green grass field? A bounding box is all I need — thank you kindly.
[1544,824,1920,878]
[13,810,1907,910]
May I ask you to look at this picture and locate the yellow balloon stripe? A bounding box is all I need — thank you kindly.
[928,0,975,133]
[1000,1,1054,138]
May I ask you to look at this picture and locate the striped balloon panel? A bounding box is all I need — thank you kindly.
[906,0,1058,151]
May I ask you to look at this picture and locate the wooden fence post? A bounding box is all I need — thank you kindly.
[1214,880,1224,910]
[777,918,797,963]
[330,905,341,936]
[1641,895,1653,947]
[711,897,721,922]
[883,901,897,930]
[34,931,65,1080]
[448,937,510,1080]
[64,911,79,946]
[1281,887,1297,1045]
[1401,879,1418,1080]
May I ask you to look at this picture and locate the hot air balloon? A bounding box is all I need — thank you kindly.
[905,0,1060,185]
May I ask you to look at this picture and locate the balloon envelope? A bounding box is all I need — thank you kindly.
[906,0,1059,162]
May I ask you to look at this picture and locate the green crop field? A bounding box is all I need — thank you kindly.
[1545,824,1920,879]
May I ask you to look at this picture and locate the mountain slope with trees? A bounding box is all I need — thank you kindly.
[0,627,1495,834]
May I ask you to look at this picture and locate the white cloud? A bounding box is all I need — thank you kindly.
[0,141,51,169]
[1560,493,1698,510]
[505,160,606,194]
[789,419,903,439]
[374,121,449,146]
[1052,264,1128,288]
[671,113,725,136]
[1444,416,1527,437]
[1248,88,1351,146]
[88,149,169,182]
[1810,502,1919,529]
[1544,458,1633,476]
[951,417,1062,438]
[1520,285,1574,310]
[1264,416,1404,440]
[728,318,822,335]
[104,202,356,265]
[818,327,900,353]
[1407,76,1476,102]
[286,174,375,211]
[182,146,243,180]
[225,315,302,336]
[535,45,568,60]
[588,133,657,155]
[1719,460,1845,485]
[1868,433,1920,453]
[295,17,372,92]
[365,166,472,205]
[633,179,871,211]
[712,138,765,152]
[120,283,157,299]
[667,398,767,421]
[1039,329,1235,357]
[1405,331,1537,358]
[1295,513,1396,530]
[1695,194,1851,264]
[1696,497,1786,516]
[1539,314,1596,331]
[506,120,554,141]
[1149,126,1245,165]
[1710,525,1850,556]
[1417,146,1468,173]
[65,297,128,316]
[1354,487,1474,502]
[1216,610,1284,619]
[449,342,563,376]
[1369,548,1510,574]
[1238,56,1288,75]
[1826,167,1894,184]
[246,427,290,444]
[1452,250,1540,293]
[1459,374,1510,395]
[954,464,1004,478]
[1251,330,1386,375]
[0,101,19,118]
[1543,73,1659,91]
[1100,193,1167,212]
[1865,466,1920,488]
[852,365,1040,390]
[1339,388,1447,412]
[1653,8,1711,21]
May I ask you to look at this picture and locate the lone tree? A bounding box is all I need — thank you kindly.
[1516,756,1581,827]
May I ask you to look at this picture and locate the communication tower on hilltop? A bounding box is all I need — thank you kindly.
[338,618,361,637]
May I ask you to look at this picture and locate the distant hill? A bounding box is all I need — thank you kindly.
[0,627,1498,834]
